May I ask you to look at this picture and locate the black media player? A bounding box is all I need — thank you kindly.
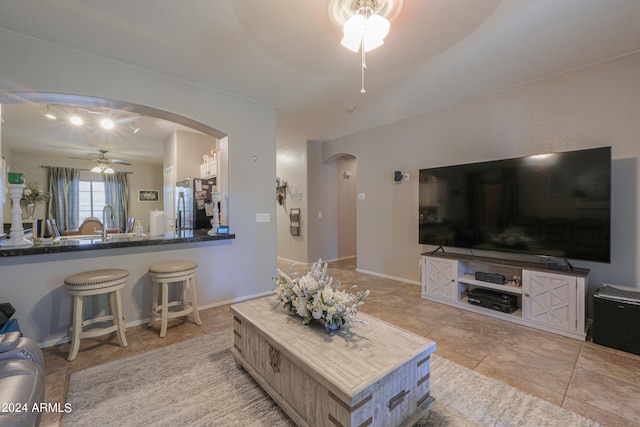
[467,288,517,314]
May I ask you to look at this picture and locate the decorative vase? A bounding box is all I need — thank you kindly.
[26,203,35,220]
[325,319,341,332]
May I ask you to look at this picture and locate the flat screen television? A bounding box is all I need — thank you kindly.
[419,147,611,263]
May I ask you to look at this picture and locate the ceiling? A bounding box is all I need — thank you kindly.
[1,0,640,162]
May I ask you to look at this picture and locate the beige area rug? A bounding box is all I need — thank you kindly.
[63,331,599,426]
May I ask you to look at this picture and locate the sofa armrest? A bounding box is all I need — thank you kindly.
[0,333,44,370]
[0,331,21,352]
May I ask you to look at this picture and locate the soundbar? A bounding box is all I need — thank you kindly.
[474,271,506,285]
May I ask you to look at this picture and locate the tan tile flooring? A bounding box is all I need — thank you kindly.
[41,258,640,426]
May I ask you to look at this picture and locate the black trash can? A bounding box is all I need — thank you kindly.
[593,285,640,356]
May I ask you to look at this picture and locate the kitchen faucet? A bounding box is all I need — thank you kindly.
[176,192,185,237]
[102,204,114,241]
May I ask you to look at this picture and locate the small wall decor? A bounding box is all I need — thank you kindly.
[289,208,300,236]
[289,182,303,202]
[138,189,159,202]
[276,177,287,205]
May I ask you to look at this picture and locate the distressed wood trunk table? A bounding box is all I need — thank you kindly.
[230,296,437,427]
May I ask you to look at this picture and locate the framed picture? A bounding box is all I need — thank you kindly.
[138,189,159,202]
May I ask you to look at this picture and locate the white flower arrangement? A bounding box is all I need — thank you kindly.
[21,182,49,205]
[275,259,369,332]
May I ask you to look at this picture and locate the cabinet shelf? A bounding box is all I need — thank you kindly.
[458,274,522,295]
[460,296,523,320]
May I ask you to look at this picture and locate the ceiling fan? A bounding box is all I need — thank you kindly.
[70,149,132,173]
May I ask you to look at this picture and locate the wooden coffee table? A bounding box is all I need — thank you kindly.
[231,296,437,427]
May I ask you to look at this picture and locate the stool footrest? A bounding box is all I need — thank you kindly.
[151,303,195,319]
[78,324,119,339]
[80,314,119,328]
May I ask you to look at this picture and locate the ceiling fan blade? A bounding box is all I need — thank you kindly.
[110,159,131,165]
[69,150,132,166]
[69,155,96,160]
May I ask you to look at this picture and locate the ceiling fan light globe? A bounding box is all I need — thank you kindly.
[104,167,115,174]
[344,13,366,35]
[90,166,103,173]
[341,14,365,52]
[341,34,362,52]
[366,14,390,40]
[363,34,384,52]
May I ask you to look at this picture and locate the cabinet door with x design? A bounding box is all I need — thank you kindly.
[422,256,458,302]
[522,270,577,332]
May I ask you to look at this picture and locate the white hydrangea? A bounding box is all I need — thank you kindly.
[274,259,368,332]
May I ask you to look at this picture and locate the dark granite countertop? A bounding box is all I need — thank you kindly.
[0,230,235,257]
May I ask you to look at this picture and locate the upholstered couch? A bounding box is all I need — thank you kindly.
[0,332,45,427]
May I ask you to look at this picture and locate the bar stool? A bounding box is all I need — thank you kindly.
[148,260,202,337]
[64,268,129,361]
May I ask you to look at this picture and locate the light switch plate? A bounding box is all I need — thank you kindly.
[256,213,270,223]
[358,193,366,200]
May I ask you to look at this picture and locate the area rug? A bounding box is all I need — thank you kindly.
[63,331,599,426]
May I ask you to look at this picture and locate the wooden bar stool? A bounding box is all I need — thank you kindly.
[64,268,129,361]
[148,260,202,337]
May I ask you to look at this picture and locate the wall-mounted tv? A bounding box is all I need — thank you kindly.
[419,147,611,263]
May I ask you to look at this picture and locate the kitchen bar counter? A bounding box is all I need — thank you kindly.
[0,228,251,347]
[0,230,235,257]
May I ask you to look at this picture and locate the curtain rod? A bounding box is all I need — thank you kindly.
[38,165,133,174]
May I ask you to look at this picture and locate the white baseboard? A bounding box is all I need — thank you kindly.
[355,268,421,286]
[277,256,308,265]
[197,290,275,311]
[38,290,277,349]
[277,255,356,265]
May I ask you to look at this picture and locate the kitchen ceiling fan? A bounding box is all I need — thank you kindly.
[70,149,132,174]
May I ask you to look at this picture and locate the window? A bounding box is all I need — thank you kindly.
[78,180,106,223]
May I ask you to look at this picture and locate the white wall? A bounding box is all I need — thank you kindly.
[337,155,357,260]
[0,29,277,344]
[307,142,338,263]
[322,52,640,299]
[276,142,308,262]
[174,130,217,181]
[276,146,356,264]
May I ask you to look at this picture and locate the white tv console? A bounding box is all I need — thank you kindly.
[421,252,589,340]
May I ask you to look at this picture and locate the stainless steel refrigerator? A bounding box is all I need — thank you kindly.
[175,177,216,231]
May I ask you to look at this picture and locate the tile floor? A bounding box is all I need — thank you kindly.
[41,258,640,426]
